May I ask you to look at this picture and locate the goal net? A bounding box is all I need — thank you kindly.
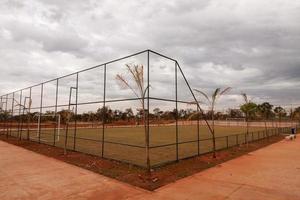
[32,113,61,142]
[226,118,246,122]
[225,118,246,126]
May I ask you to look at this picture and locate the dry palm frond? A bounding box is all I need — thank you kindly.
[194,89,211,105]
[220,87,232,96]
[116,64,147,106]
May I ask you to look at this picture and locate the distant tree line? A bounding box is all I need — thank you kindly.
[0,103,300,125]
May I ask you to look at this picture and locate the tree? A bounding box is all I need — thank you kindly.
[116,64,150,171]
[57,109,74,124]
[292,107,300,123]
[240,93,257,146]
[153,108,163,123]
[257,102,274,137]
[124,108,134,122]
[274,106,286,127]
[227,109,243,118]
[194,87,231,158]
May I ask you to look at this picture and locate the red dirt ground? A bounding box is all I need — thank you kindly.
[0,134,283,190]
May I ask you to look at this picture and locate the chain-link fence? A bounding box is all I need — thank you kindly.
[0,50,297,170]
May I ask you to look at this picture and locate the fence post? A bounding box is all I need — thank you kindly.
[101,64,107,158]
[53,79,59,146]
[38,84,43,144]
[236,134,238,145]
[146,50,150,171]
[20,91,27,140]
[73,73,79,150]
[5,94,8,138]
[175,62,179,161]
[27,87,32,140]
[197,106,200,155]
[226,136,229,148]
[10,92,15,137]
[18,90,22,139]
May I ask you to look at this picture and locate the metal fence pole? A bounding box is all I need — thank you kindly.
[18,90,22,139]
[146,50,150,171]
[20,93,27,140]
[10,93,15,137]
[38,84,44,143]
[53,79,59,146]
[27,87,32,140]
[73,73,79,150]
[175,62,179,161]
[101,64,106,158]
[197,106,200,155]
[4,94,8,137]
[226,136,229,148]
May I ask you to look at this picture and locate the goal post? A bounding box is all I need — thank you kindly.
[33,113,61,142]
[0,96,32,135]
[225,117,246,126]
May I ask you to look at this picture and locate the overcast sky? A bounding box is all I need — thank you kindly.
[0,0,299,111]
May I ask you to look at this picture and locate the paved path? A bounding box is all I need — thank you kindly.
[1,138,300,200]
[0,141,147,200]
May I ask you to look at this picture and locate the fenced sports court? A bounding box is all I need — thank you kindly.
[0,50,296,170]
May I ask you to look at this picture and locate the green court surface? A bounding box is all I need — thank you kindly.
[10,125,275,167]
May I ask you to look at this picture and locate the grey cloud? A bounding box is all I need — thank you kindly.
[0,0,299,109]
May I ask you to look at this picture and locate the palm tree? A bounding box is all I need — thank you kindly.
[194,87,231,158]
[116,64,150,171]
[240,93,257,146]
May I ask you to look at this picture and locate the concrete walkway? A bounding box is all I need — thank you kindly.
[1,138,300,200]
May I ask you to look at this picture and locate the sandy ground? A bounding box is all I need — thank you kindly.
[1,137,300,200]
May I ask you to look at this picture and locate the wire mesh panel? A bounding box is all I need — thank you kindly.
[149,99,177,166]
[199,138,213,154]
[37,81,57,145]
[103,100,146,166]
[18,88,31,140]
[77,66,104,104]
[215,136,227,150]
[237,133,245,145]
[0,50,292,169]
[73,104,103,156]
[11,91,21,138]
[228,134,238,147]
[177,102,199,160]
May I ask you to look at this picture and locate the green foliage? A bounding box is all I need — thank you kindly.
[274,106,286,119]
[257,102,274,119]
[292,107,300,120]
[240,102,257,120]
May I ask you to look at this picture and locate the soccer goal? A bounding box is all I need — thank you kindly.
[32,113,61,142]
[225,117,246,126]
[0,96,32,134]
